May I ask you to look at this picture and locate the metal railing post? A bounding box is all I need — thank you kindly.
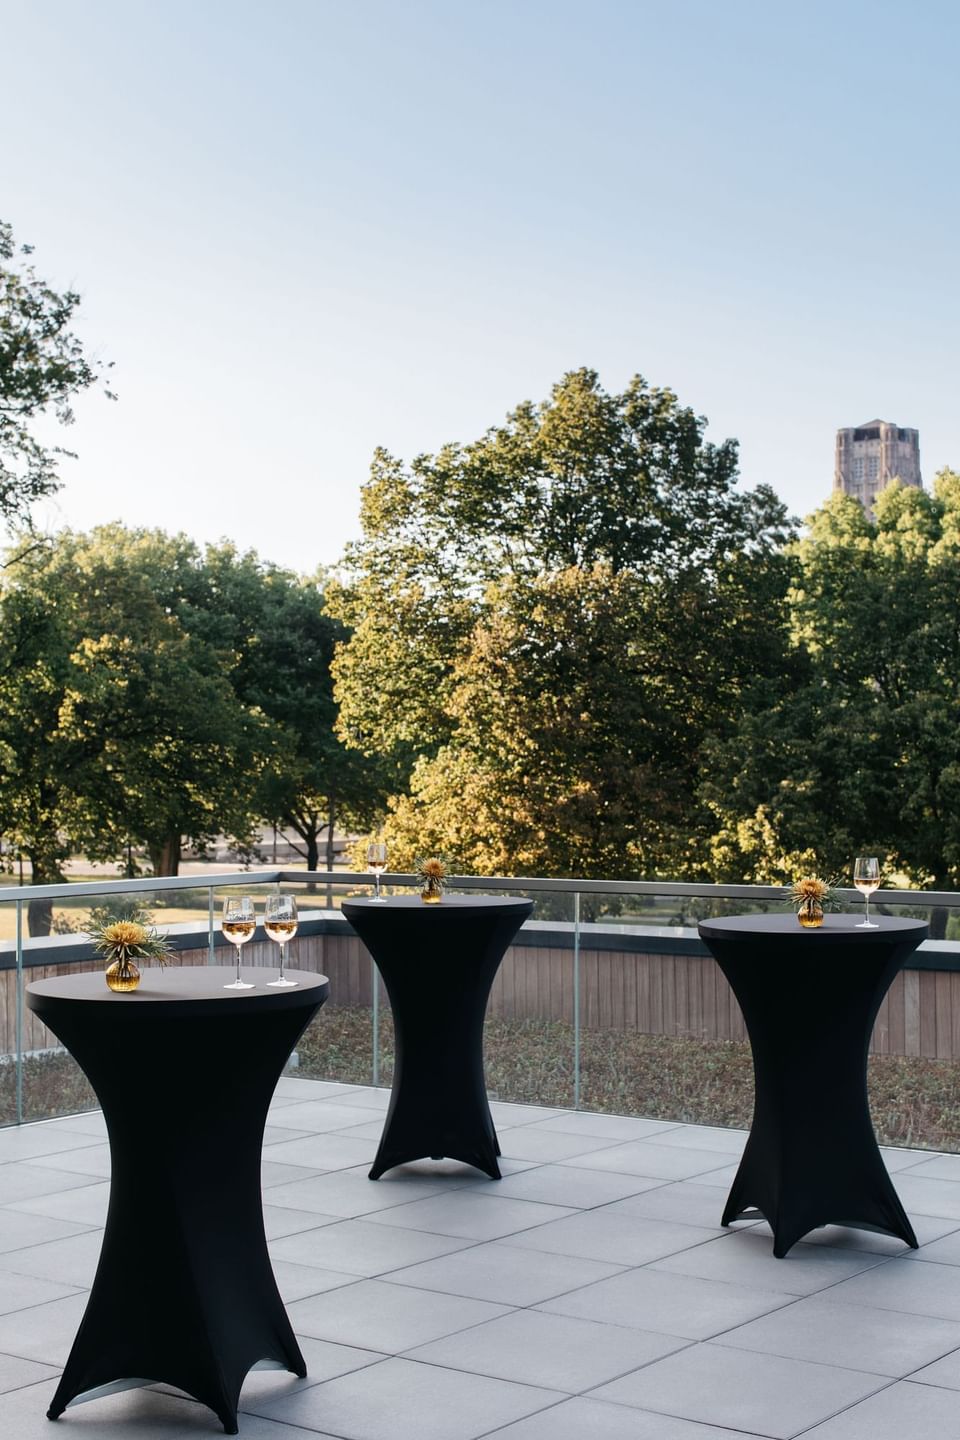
[15,900,24,1125]
[371,958,380,1088]
[573,891,581,1110]
[207,887,215,965]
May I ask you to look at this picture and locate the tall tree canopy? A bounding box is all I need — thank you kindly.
[702,473,960,902]
[0,526,383,930]
[330,368,794,875]
[0,220,113,529]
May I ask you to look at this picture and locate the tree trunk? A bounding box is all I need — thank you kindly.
[325,791,337,909]
[26,854,65,938]
[149,835,182,876]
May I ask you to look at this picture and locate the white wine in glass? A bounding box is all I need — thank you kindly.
[265,894,298,988]
[367,842,388,903]
[222,896,257,988]
[854,856,880,929]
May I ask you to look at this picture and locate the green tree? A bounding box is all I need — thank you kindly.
[332,369,793,875]
[703,475,960,919]
[0,220,114,529]
[0,528,269,930]
[189,546,388,873]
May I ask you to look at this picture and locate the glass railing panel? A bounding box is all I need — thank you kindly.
[474,885,577,1110]
[270,878,375,1088]
[574,889,753,1129]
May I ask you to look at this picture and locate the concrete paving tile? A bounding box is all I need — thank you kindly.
[0,1126,104,1163]
[261,1206,340,1241]
[363,1191,574,1241]
[461,1164,664,1209]
[487,1103,568,1127]
[383,1239,625,1306]
[270,1259,358,1303]
[261,1125,318,1147]
[261,1160,325,1188]
[526,1113,680,1141]
[247,1355,562,1440]
[335,1120,388,1142]
[264,1132,378,1170]
[319,1087,391,1111]
[640,1125,748,1155]
[273,1077,357,1100]
[560,1140,734,1182]
[269,1217,472,1277]
[590,1342,888,1438]
[901,1227,960,1266]
[0,1291,89,1364]
[496,1128,626,1163]
[881,1146,944,1173]
[0,1351,59,1396]
[883,1173,960,1220]
[649,1229,891,1295]
[798,1379,960,1438]
[40,1111,107,1137]
[603,1181,746,1232]
[8,1180,110,1226]
[823,1257,960,1321]
[0,1230,103,1288]
[0,1164,104,1206]
[0,1266,81,1316]
[502,1210,720,1266]
[0,1210,95,1254]
[486,1395,757,1439]
[17,1144,112,1178]
[286,1278,509,1352]
[264,1167,475,1219]
[0,1377,339,1437]
[538,1266,794,1340]
[899,1152,960,1181]
[750,1213,959,1254]
[909,1346,960,1390]
[407,1309,688,1391]
[239,1335,385,1402]
[721,1294,960,1376]
[263,1101,391,1133]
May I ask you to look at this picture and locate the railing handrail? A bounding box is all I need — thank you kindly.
[1,869,959,907]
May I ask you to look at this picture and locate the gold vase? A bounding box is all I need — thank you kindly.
[797,900,824,929]
[420,881,444,905]
[105,956,141,992]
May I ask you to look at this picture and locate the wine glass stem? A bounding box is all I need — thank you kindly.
[865,895,870,926]
[236,948,242,984]
[278,944,285,980]
[375,872,381,902]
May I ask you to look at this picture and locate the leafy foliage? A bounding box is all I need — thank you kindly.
[0,219,114,529]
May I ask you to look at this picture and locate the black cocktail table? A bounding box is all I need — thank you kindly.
[698,913,927,1257]
[342,895,532,1180]
[27,965,329,1434]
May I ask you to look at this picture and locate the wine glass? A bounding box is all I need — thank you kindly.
[264,893,298,987]
[222,895,257,988]
[367,842,388,903]
[854,856,880,929]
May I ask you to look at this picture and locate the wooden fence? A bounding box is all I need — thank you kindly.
[7,928,960,1063]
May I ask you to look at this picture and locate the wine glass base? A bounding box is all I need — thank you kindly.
[368,897,388,904]
[856,921,879,929]
[267,977,298,987]
[224,980,255,989]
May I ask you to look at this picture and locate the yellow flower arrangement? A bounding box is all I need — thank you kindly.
[416,856,448,904]
[789,875,838,928]
[90,909,172,990]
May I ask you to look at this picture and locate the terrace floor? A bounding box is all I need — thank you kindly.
[4,1082,960,1438]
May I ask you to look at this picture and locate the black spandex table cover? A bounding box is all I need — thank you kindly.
[342,895,533,1180]
[698,913,927,1257]
[26,965,329,1434]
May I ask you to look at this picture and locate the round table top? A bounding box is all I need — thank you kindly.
[26,965,330,1020]
[698,913,929,943]
[342,895,533,915]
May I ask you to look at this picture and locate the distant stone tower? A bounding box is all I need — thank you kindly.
[834,420,922,518]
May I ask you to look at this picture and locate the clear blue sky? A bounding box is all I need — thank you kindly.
[4,0,958,573]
